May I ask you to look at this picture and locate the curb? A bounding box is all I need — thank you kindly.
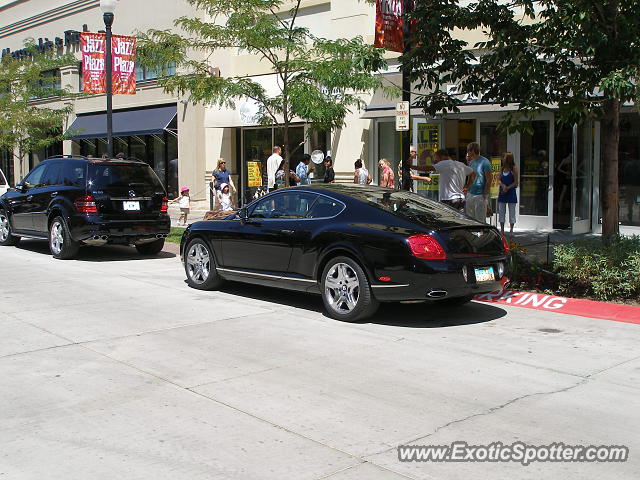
[474,290,640,325]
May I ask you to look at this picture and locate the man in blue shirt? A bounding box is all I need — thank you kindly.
[295,154,314,185]
[464,142,493,223]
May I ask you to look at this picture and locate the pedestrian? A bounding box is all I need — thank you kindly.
[275,159,300,188]
[323,156,335,183]
[498,152,519,236]
[212,158,236,195]
[354,159,372,185]
[378,158,395,188]
[295,153,314,185]
[216,183,234,212]
[464,142,492,222]
[171,186,190,226]
[267,145,283,191]
[412,149,473,210]
[399,146,424,191]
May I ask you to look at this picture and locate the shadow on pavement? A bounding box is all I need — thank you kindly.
[218,281,506,328]
[15,239,176,261]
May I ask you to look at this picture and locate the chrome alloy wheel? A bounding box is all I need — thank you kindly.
[50,220,64,255]
[186,243,211,285]
[0,213,9,242]
[324,262,360,314]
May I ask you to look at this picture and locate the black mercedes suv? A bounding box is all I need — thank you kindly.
[0,155,171,259]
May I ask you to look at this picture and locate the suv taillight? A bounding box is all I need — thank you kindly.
[501,234,510,253]
[407,234,446,260]
[160,196,168,213]
[74,195,98,213]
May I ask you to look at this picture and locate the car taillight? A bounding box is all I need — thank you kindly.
[501,234,510,253]
[160,196,168,213]
[74,195,97,213]
[407,234,446,260]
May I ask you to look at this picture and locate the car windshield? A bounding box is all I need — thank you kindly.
[88,163,163,190]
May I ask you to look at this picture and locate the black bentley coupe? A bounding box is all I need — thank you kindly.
[180,184,508,322]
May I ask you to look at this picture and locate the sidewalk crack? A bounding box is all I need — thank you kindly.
[367,354,640,458]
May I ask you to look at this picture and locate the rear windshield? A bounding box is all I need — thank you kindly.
[88,163,163,190]
[349,189,458,218]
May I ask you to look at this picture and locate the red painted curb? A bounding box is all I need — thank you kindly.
[474,290,640,325]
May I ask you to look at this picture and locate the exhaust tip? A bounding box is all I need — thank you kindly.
[101,235,108,241]
[427,290,448,299]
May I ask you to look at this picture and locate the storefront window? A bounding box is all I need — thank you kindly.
[0,149,13,186]
[243,127,272,202]
[378,121,401,186]
[619,114,640,226]
[520,121,550,216]
[275,126,305,175]
[479,123,507,205]
[553,123,573,229]
[75,132,178,198]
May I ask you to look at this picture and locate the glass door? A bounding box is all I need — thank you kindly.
[519,120,552,224]
[572,123,593,234]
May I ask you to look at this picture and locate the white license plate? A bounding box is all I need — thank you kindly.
[474,267,495,282]
[123,201,140,211]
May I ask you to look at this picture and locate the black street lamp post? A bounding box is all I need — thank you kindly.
[100,0,117,158]
[401,0,414,191]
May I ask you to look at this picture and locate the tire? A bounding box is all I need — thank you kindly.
[49,216,80,260]
[135,239,165,255]
[321,256,379,322]
[439,294,474,306]
[0,209,20,246]
[184,238,225,290]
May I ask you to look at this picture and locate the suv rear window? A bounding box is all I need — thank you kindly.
[89,163,163,190]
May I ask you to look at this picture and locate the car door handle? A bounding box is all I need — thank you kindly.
[280,229,295,235]
[26,195,33,201]
[51,192,58,197]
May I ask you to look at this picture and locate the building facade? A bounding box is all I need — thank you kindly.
[1,0,638,233]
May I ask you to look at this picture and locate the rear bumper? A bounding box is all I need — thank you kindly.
[68,214,171,243]
[370,257,507,302]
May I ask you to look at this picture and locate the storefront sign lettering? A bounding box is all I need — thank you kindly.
[1,27,84,59]
[247,161,262,187]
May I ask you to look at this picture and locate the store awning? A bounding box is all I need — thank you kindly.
[67,105,177,139]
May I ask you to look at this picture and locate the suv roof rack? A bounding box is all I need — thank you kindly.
[45,155,89,160]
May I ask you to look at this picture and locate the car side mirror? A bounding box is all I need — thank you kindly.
[238,208,249,221]
[15,184,27,193]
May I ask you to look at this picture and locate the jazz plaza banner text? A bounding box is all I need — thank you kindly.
[81,32,136,95]
[374,0,411,53]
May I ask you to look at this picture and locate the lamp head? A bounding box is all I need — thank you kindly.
[100,0,117,14]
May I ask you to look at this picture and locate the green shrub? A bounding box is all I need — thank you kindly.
[553,235,640,301]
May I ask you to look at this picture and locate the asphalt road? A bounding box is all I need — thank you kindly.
[1,240,638,480]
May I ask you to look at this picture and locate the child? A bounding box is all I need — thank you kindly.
[217,183,234,212]
[172,186,190,225]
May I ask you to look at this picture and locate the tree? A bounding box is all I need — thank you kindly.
[0,43,75,182]
[137,0,388,187]
[403,0,639,236]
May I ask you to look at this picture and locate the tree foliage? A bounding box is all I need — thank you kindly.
[138,0,388,181]
[0,43,75,174]
[403,0,638,235]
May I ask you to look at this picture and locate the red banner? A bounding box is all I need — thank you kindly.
[81,32,136,95]
[374,0,404,53]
